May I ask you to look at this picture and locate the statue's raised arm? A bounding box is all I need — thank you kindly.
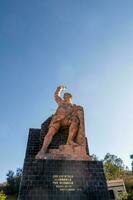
[54,86,63,105]
[54,85,67,105]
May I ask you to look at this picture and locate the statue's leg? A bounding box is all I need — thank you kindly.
[66,116,79,146]
[42,126,59,151]
[36,124,60,159]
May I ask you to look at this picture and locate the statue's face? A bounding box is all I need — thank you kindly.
[64,94,72,104]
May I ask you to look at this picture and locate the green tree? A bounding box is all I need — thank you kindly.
[103,153,124,168]
[15,168,22,195]
[6,170,15,195]
[118,191,128,200]
[91,154,99,161]
[6,168,22,196]
[0,191,6,200]
[125,179,133,199]
[103,153,125,180]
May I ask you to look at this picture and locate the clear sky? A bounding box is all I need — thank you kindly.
[0,0,133,182]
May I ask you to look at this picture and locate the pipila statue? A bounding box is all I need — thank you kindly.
[36,85,89,160]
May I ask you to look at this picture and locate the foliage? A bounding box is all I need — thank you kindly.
[104,162,125,180]
[103,153,125,180]
[128,191,133,200]
[5,168,22,196]
[118,191,128,200]
[6,171,14,183]
[0,191,6,200]
[91,154,99,161]
[103,153,124,168]
[125,179,133,199]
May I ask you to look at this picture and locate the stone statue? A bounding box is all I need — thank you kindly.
[36,85,89,160]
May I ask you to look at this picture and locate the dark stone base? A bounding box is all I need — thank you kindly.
[18,159,109,200]
[18,128,109,200]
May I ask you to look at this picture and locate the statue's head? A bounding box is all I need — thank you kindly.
[63,93,72,103]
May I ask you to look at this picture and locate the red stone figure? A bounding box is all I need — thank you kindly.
[36,85,87,159]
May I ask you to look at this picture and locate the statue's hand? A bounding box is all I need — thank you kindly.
[58,85,67,91]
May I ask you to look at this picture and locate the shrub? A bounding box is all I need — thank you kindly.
[0,191,6,200]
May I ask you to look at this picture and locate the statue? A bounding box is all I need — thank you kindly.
[36,85,88,160]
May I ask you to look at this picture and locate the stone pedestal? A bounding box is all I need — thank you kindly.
[19,159,109,200]
[18,117,109,199]
[40,145,91,160]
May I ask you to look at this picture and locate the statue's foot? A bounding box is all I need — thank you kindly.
[67,141,79,147]
[35,149,46,159]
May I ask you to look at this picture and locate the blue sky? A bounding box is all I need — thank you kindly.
[0,0,133,182]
